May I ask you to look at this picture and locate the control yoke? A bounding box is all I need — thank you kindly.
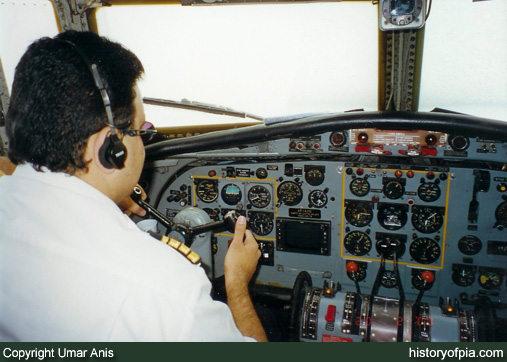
[131,186,239,246]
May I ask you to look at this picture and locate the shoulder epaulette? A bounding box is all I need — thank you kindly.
[160,236,201,265]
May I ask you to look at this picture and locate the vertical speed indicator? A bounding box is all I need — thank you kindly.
[248,185,271,208]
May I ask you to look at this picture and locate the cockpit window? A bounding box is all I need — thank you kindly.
[1,1,506,129]
[95,3,379,128]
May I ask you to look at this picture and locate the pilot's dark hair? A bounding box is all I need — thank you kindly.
[6,30,144,173]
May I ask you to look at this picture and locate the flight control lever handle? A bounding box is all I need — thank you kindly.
[131,187,240,246]
[132,186,174,230]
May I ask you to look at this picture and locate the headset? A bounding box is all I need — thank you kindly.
[58,39,128,169]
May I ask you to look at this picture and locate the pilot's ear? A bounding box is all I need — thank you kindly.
[90,127,116,174]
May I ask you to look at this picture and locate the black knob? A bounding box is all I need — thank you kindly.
[223,210,240,233]
[256,167,268,179]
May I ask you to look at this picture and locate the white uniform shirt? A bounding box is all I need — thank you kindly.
[0,164,253,342]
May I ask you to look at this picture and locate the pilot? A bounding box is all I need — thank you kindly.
[0,31,267,342]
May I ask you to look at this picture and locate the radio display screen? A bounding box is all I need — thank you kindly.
[276,218,330,255]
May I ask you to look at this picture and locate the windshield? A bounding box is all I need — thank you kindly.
[94,1,507,128]
[96,3,379,127]
[1,0,506,128]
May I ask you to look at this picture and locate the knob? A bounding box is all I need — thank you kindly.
[421,271,435,284]
[346,261,359,273]
[223,210,240,233]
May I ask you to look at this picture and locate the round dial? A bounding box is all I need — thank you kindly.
[412,273,434,291]
[457,235,482,255]
[381,270,398,288]
[277,181,303,206]
[383,179,405,199]
[411,206,444,233]
[452,267,475,287]
[495,201,507,227]
[418,182,441,202]
[221,183,242,205]
[248,212,274,236]
[345,202,373,227]
[247,185,271,208]
[350,177,370,197]
[196,179,218,203]
[375,235,406,260]
[308,190,328,208]
[305,168,325,186]
[409,238,441,264]
[343,231,372,256]
[347,268,367,282]
[479,271,503,290]
[377,204,408,230]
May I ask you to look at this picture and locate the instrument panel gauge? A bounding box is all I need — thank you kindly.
[457,235,482,255]
[375,234,406,260]
[412,272,434,291]
[343,231,372,256]
[221,183,242,205]
[418,182,441,202]
[305,168,325,186]
[345,201,374,227]
[494,201,507,228]
[411,206,444,234]
[350,177,370,197]
[196,179,219,203]
[347,265,367,282]
[479,270,503,290]
[248,212,274,236]
[308,190,328,208]
[452,266,476,287]
[277,181,303,206]
[381,270,398,288]
[377,204,408,230]
[383,179,405,199]
[409,237,440,264]
[247,185,271,208]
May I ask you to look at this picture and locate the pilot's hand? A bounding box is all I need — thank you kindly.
[118,184,147,217]
[224,216,260,285]
[223,216,267,342]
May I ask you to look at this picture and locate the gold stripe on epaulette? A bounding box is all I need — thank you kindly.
[187,251,201,264]
[168,238,181,249]
[177,243,191,256]
[158,236,200,265]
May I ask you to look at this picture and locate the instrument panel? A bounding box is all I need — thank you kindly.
[143,112,507,342]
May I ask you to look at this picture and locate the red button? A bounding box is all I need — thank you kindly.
[421,271,435,283]
[355,145,371,153]
[421,147,437,156]
[346,261,358,273]
[325,305,337,323]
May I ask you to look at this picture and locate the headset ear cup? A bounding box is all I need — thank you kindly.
[99,134,127,169]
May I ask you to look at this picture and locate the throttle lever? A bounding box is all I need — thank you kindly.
[185,210,240,236]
